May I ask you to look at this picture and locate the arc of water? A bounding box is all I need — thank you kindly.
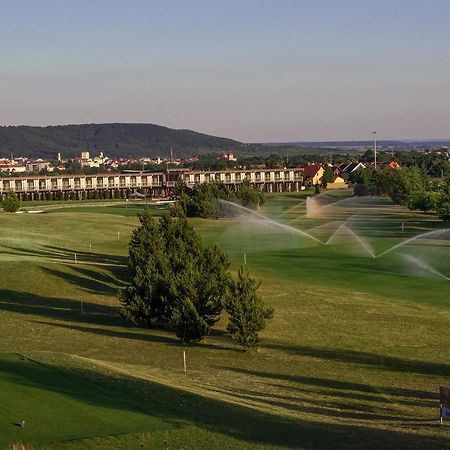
[218,200,325,245]
[325,223,346,245]
[377,228,450,258]
[343,225,376,258]
[325,214,357,245]
[403,254,450,281]
[278,201,306,218]
[325,219,375,258]
[286,195,367,225]
[314,195,375,212]
[285,213,308,225]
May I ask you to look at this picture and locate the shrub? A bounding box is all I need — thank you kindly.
[1,190,20,212]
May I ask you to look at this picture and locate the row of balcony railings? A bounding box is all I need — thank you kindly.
[1,172,302,192]
[187,175,303,183]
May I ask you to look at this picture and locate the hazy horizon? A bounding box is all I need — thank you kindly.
[2,0,450,142]
[2,122,450,145]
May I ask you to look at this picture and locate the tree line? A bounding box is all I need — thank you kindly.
[350,167,450,221]
[171,179,265,219]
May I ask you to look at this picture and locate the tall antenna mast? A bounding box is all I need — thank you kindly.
[372,131,377,169]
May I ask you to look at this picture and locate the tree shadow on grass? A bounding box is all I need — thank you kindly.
[32,320,239,352]
[206,384,415,423]
[0,289,237,352]
[220,366,438,409]
[1,244,127,267]
[32,320,180,346]
[0,289,121,326]
[40,266,123,296]
[1,354,449,449]
[263,343,450,378]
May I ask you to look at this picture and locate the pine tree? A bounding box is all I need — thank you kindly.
[321,166,335,188]
[1,190,20,213]
[225,267,273,349]
[119,211,231,342]
[237,179,265,209]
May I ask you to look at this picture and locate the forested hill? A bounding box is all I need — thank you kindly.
[0,123,243,159]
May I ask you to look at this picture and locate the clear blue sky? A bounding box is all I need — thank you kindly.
[1,0,449,142]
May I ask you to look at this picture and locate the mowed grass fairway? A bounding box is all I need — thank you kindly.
[1,193,450,449]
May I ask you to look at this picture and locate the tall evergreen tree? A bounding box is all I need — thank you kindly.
[321,166,335,187]
[225,267,273,349]
[1,190,20,213]
[236,179,265,209]
[119,211,231,341]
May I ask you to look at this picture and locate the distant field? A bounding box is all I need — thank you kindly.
[0,190,450,449]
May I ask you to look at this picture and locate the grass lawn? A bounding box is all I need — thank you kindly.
[0,353,173,448]
[0,190,450,449]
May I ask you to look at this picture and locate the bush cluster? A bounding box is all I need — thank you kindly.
[1,190,20,213]
[173,180,265,219]
[119,212,273,348]
[350,167,450,221]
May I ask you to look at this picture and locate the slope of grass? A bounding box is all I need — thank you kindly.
[0,192,450,449]
[0,353,173,449]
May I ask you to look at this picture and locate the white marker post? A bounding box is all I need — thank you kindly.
[74,253,77,265]
[401,222,405,232]
[117,231,120,241]
[183,350,187,374]
[89,243,92,251]
[80,300,84,315]
[244,253,247,264]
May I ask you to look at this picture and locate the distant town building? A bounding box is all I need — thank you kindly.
[334,162,366,181]
[0,158,27,173]
[327,175,348,189]
[26,159,52,173]
[220,152,237,161]
[300,164,324,185]
[73,151,109,168]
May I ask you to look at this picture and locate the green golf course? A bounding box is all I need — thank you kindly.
[1,191,449,449]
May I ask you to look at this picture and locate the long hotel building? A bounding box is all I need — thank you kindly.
[0,168,304,200]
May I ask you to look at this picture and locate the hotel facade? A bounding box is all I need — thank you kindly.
[0,168,304,200]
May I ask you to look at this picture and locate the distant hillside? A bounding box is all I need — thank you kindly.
[0,123,243,159]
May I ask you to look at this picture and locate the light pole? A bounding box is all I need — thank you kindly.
[372,131,377,169]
